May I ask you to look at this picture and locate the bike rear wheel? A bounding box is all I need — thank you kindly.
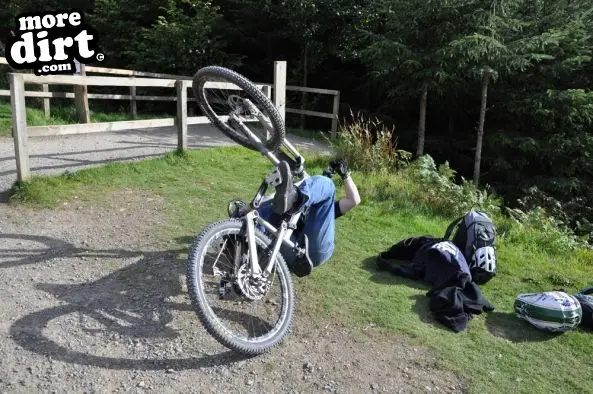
[186,219,294,355]
[192,66,285,152]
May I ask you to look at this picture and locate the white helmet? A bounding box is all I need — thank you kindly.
[472,246,496,273]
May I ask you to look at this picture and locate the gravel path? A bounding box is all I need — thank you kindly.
[0,124,331,195]
[0,189,465,393]
[0,125,466,393]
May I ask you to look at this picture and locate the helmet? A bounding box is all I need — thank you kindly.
[515,291,582,332]
[472,246,496,273]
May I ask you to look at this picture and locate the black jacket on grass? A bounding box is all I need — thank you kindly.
[377,236,495,332]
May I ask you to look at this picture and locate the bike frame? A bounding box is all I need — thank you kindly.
[228,107,310,278]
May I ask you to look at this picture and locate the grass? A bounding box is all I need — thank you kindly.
[0,102,165,137]
[6,146,593,394]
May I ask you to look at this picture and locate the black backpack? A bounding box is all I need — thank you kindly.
[443,210,497,284]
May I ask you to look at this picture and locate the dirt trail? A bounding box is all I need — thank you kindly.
[0,189,464,393]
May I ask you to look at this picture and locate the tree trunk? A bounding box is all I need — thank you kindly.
[416,83,428,157]
[474,72,491,186]
[300,44,308,132]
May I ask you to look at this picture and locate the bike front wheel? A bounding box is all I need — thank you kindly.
[186,219,295,355]
[192,66,285,152]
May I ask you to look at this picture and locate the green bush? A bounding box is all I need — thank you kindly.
[406,155,502,218]
[329,114,588,254]
[330,111,412,173]
[505,206,589,254]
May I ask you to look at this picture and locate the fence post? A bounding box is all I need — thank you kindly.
[42,84,50,118]
[331,91,341,138]
[74,62,90,123]
[176,80,188,152]
[9,73,31,181]
[273,61,286,122]
[129,83,137,119]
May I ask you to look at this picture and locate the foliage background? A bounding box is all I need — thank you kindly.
[1,0,593,240]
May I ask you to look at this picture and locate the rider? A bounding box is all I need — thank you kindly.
[257,158,361,277]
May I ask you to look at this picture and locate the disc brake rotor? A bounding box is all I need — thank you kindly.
[235,263,272,301]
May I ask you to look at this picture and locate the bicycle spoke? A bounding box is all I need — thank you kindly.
[189,222,292,347]
[192,66,285,153]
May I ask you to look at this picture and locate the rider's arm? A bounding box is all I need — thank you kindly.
[338,175,361,215]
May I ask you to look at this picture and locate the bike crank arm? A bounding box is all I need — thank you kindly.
[229,113,280,166]
[250,179,268,209]
[241,98,304,165]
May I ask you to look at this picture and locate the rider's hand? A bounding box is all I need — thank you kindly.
[330,159,351,180]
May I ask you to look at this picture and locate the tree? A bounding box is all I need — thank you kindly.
[136,1,237,74]
[91,0,235,75]
[275,0,370,127]
[355,0,471,157]
[446,0,558,185]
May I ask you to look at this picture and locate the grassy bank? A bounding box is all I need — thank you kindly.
[6,144,593,394]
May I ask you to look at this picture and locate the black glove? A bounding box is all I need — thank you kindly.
[322,168,334,178]
[330,159,351,180]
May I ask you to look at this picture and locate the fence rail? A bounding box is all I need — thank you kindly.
[1,58,341,182]
[0,57,340,131]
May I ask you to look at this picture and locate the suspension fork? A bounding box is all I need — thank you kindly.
[261,211,302,276]
[242,210,304,278]
[244,210,262,275]
[243,210,283,277]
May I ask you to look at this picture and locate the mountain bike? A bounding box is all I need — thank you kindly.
[186,66,313,355]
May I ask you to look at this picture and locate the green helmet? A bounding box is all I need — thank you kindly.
[514,291,582,332]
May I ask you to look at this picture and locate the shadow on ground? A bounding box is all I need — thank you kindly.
[485,311,564,343]
[408,293,457,333]
[360,256,429,291]
[5,233,257,370]
[360,256,452,331]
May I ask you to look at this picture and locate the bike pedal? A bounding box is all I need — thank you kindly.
[290,235,313,277]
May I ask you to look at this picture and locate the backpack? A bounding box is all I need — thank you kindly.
[574,286,593,330]
[443,210,497,285]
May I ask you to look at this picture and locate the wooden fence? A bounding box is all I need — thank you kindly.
[0,58,340,182]
[0,57,340,133]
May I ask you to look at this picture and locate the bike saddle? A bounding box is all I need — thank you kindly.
[271,161,301,215]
